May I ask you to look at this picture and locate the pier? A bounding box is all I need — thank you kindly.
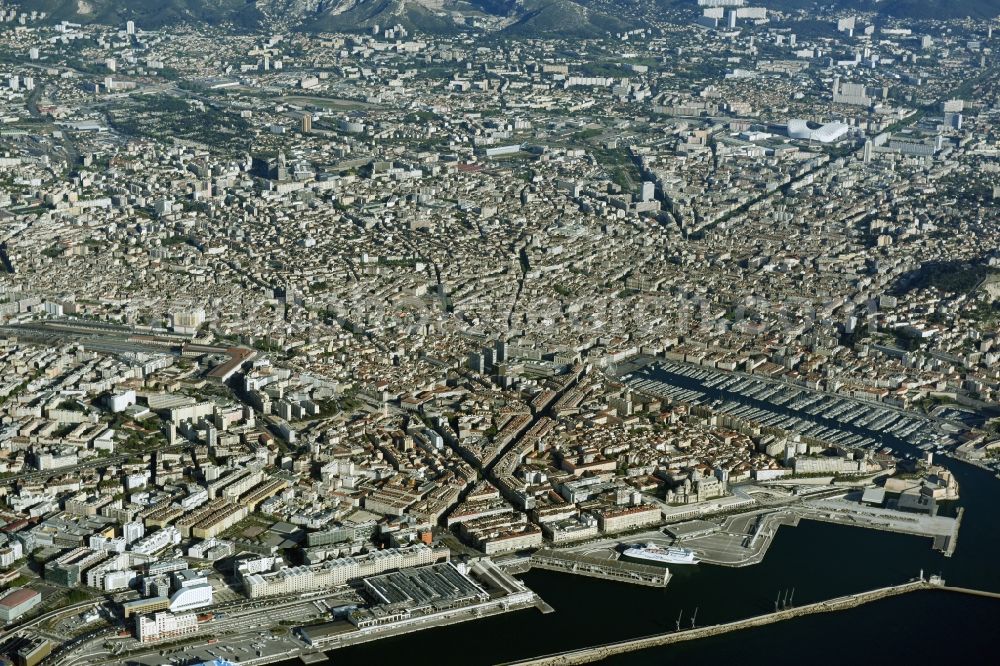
[501,579,938,666]
[529,549,670,587]
[791,498,961,555]
[941,506,963,557]
[685,497,964,567]
[938,585,1000,601]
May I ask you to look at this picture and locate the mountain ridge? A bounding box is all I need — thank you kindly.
[20,0,1000,36]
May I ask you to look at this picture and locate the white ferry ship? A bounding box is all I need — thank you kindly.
[622,543,700,565]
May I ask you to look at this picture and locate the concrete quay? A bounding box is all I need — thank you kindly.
[689,496,962,567]
[942,506,963,557]
[501,580,933,666]
[529,549,670,587]
[687,509,799,567]
[792,498,960,555]
[938,585,1000,601]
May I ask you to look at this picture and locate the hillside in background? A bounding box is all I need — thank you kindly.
[766,0,1000,20]
[877,0,1000,20]
[20,0,1000,35]
[299,0,641,37]
[26,0,268,29]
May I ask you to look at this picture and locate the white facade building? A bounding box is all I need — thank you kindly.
[136,612,198,643]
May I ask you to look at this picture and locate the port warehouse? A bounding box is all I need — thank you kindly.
[363,562,489,607]
[298,560,534,648]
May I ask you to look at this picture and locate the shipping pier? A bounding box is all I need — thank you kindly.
[528,549,670,587]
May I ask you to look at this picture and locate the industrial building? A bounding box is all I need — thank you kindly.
[0,588,41,623]
[362,562,489,610]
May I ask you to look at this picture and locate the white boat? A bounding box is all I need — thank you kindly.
[622,543,700,565]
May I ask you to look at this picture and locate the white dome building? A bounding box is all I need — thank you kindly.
[787,119,851,143]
